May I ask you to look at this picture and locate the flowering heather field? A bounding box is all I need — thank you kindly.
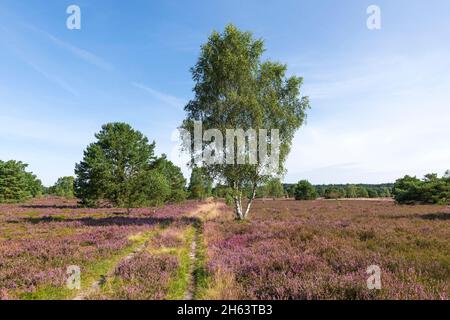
[1,197,448,300]
[0,197,198,300]
[202,200,449,300]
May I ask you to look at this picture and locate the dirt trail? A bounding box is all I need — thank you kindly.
[184,230,198,300]
[74,200,226,301]
[183,200,226,300]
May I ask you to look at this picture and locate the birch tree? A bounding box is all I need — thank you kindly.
[181,24,310,220]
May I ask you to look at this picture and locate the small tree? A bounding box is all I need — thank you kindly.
[265,178,285,198]
[134,170,171,207]
[0,160,42,203]
[367,188,379,198]
[188,167,212,200]
[152,154,187,203]
[356,186,369,198]
[294,180,317,200]
[181,24,310,219]
[379,187,391,197]
[324,187,342,199]
[49,176,75,198]
[345,185,357,198]
[75,123,156,212]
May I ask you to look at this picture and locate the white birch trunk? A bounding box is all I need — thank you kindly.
[242,187,256,219]
[233,195,244,220]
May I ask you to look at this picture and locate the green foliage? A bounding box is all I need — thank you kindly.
[264,178,285,198]
[212,185,234,207]
[323,187,343,199]
[181,24,310,219]
[378,187,391,197]
[0,160,43,203]
[356,186,369,198]
[75,123,161,210]
[367,188,379,198]
[285,184,296,198]
[25,172,43,198]
[213,185,232,198]
[294,180,317,200]
[188,167,212,200]
[152,154,187,203]
[288,183,393,199]
[393,173,449,205]
[345,185,358,198]
[225,193,234,207]
[140,170,171,207]
[49,176,75,198]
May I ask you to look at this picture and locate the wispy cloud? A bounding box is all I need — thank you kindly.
[23,59,79,96]
[131,82,186,109]
[301,52,450,102]
[1,37,79,96]
[22,22,113,71]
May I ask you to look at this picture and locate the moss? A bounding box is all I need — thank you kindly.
[193,227,210,299]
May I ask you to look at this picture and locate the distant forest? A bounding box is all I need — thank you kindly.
[284,183,393,199]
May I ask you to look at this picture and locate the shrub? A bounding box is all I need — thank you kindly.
[140,170,172,207]
[188,167,212,200]
[49,176,75,198]
[264,178,285,198]
[294,180,317,200]
[324,187,343,199]
[393,173,449,204]
[152,154,187,203]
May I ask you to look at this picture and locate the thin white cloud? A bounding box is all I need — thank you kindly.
[23,59,79,96]
[21,22,113,71]
[131,82,186,109]
[1,39,79,96]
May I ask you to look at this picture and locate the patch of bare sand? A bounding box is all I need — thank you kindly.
[186,199,228,221]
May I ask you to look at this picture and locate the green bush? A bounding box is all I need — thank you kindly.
[188,167,212,200]
[152,154,187,203]
[49,176,75,198]
[265,178,285,198]
[294,180,317,200]
[393,173,449,205]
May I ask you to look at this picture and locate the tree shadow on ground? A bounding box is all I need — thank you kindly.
[419,212,450,221]
[20,204,78,209]
[12,215,199,227]
[382,212,450,221]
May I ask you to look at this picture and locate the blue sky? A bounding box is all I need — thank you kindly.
[1,0,449,186]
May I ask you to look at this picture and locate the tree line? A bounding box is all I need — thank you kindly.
[0,150,448,206]
[285,182,393,200]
